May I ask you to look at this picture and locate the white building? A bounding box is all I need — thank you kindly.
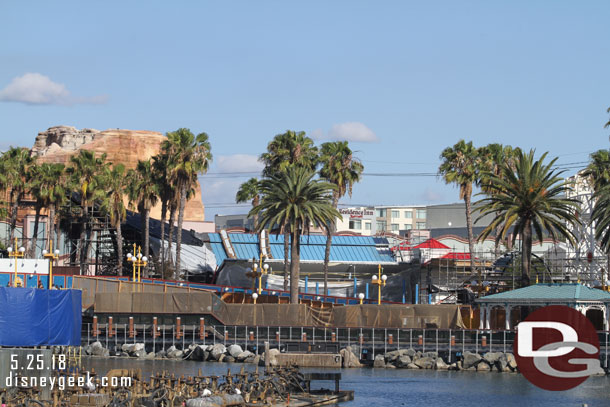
[336,205,427,236]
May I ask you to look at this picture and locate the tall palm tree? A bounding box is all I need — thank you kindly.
[67,150,108,274]
[259,130,319,291]
[98,164,129,276]
[318,141,364,296]
[162,128,212,280]
[250,166,339,303]
[582,149,610,192]
[127,159,159,273]
[152,151,176,277]
[476,150,580,286]
[28,162,66,257]
[438,140,481,273]
[236,178,261,231]
[0,147,35,243]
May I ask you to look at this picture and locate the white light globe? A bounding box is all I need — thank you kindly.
[381,275,387,281]
[54,249,60,255]
[372,275,378,281]
[19,247,25,252]
[142,256,148,262]
[252,293,258,299]
[42,250,48,255]
[358,293,365,299]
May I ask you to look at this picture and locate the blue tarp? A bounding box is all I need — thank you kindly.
[0,288,81,346]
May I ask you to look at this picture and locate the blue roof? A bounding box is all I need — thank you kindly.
[477,283,610,303]
[208,233,396,265]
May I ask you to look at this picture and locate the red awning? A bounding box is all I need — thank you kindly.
[413,238,450,249]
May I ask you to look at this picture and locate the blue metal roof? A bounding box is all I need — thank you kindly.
[207,233,395,265]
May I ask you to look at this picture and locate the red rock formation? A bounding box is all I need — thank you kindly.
[31,126,205,222]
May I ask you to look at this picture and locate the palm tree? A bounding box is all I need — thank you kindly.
[67,150,108,274]
[438,140,481,274]
[476,150,580,286]
[0,148,35,243]
[478,144,521,256]
[318,141,364,296]
[162,128,212,279]
[152,151,176,277]
[28,162,66,257]
[250,166,339,303]
[236,178,261,231]
[582,149,610,192]
[98,164,129,276]
[127,160,159,274]
[259,130,319,291]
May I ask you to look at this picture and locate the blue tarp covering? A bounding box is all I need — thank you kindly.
[0,288,81,346]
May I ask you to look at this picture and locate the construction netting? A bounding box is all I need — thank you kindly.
[93,291,465,329]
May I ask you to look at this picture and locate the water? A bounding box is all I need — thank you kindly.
[83,357,610,406]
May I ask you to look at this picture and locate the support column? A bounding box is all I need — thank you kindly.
[603,306,609,332]
[484,306,491,330]
[479,307,484,330]
[505,305,512,330]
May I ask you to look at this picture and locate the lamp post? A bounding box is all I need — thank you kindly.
[127,243,148,283]
[42,239,60,289]
[245,255,269,295]
[358,292,365,305]
[7,237,25,286]
[371,264,387,305]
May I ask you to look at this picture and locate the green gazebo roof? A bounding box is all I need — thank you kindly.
[476,283,610,304]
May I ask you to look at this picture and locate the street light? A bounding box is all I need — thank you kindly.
[42,239,60,289]
[358,292,365,304]
[252,292,258,304]
[245,255,269,295]
[7,237,25,287]
[371,264,387,305]
[127,243,147,283]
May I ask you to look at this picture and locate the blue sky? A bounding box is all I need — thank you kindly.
[1,1,610,218]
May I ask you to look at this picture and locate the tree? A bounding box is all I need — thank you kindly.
[259,130,318,291]
[28,162,66,257]
[236,178,261,231]
[127,159,159,275]
[0,148,35,244]
[98,164,129,276]
[439,140,481,274]
[152,151,177,277]
[582,149,610,192]
[476,150,580,286]
[250,166,339,303]
[67,150,108,274]
[318,141,364,296]
[162,128,212,280]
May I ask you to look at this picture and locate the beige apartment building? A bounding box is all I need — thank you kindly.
[336,205,427,235]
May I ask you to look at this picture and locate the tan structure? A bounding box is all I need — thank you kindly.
[31,126,205,222]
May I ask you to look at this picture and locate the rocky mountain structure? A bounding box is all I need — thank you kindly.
[31,126,205,222]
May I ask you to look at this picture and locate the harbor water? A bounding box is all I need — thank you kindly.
[83,357,610,407]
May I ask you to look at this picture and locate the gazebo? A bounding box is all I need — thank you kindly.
[476,283,610,331]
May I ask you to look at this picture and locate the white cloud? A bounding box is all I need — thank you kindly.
[313,122,379,143]
[0,73,107,105]
[420,188,444,203]
[216,154,264,173]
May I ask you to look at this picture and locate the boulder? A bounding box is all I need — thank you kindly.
[462,352,482,370]
[121,344,135,353]
[476,362,491,372]
[188,345,207,361]
[435,357,449,370]
[404,349,416,358]
[505,353,517,370]
[422,351,438,360]
[483,352,503,365]
[224,356,236,363]
[340,347,362,368]
[449,362,459,371]
[395,355,412,368]
[494,354,508,372]
[210,344,227,361]
[145,352,155,359]
[414,357,435,369]
[134,349,147,358]
[253,355,261,366]
[156,350,166,358]
[406,363,420,369]
[90,342,107,357]
[236,351,254,361]
[373,355,386,368]
[228,345,244,358]
[385,350,401,362]
[263,349,280,366]
[244,356,256,364]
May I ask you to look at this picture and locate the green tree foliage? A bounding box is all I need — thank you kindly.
[236,178,261,231]
[476,150,580,286]
[250,166,339,303]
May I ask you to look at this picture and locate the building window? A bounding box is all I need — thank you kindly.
[416,209,427,219]
[391,210,400,218]
[376,209,386,218]
[365,222,371,230]
[405,224,412,230]
[391,223,399,232]
[349,220,362,229]
[376,221,386,231]
[404,211,413,219]
[416,222,426,229]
